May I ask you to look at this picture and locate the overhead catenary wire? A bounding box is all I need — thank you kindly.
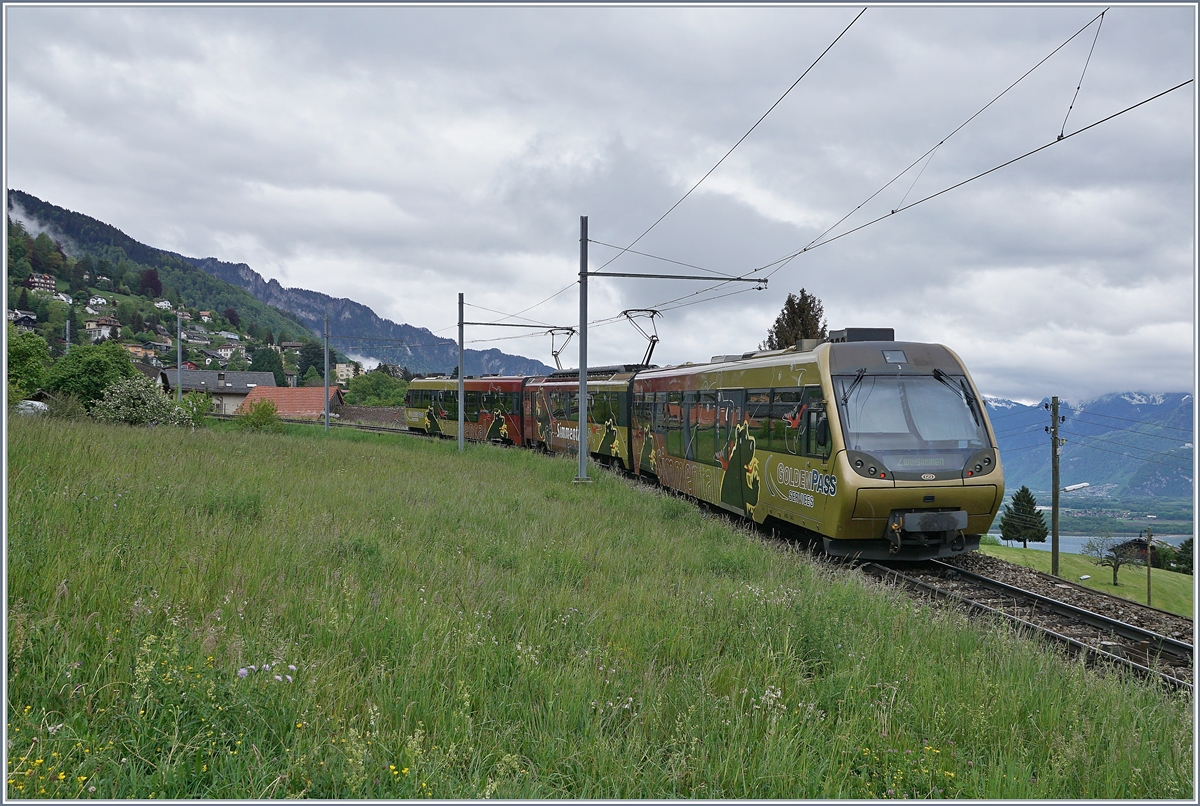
[1060,9,1107,139]
[758,78,1194,277]
[753,8,1112,281]
[595,7,866,274]
[1071,410,1194,435]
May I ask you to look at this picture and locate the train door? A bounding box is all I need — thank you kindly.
[716,390,749,512]
[799,385,833,525]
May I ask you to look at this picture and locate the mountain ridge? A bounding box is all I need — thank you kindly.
[7,188,554,376]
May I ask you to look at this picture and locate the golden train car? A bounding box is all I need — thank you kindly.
[523,366,644,466]
[630,330,1004,560]
[402,375,529,445]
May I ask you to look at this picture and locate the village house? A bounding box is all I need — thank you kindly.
[53,292,72,304]
[7,310,38,331]
[334,363,358,384]
[88,295,108,307]
[84,316,121,341]
[218,330,240,341]
[25,273,55,292]
[154,299,173,310]
[236,385,344,420]
[124,344,155,362]
[162,369,277,415]
[199,311,213,323]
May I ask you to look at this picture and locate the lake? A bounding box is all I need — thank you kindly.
[988,533,1192,554]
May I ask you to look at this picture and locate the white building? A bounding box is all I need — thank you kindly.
[154,299,173,310]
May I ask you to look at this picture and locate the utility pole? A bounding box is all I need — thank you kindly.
[323,313,330,432]
[1046,396,1065,576]
[176,311,183,400]
[1145,526,1154,607]
[65,318,70,353]
[458,293,465,453]
[576,216,590,482]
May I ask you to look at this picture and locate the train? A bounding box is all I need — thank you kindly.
[401,328,1004,561]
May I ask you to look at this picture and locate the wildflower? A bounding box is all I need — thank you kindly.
[296,722,304,729]
[286,675,293,683]
[77,776,87,783]
[237,668,248,678]
[57,772,66,781]
[262,664,271,671]
[288,664,296,671]
[274,675,282,682]
[88,787,95,793]
[248,665,256,672]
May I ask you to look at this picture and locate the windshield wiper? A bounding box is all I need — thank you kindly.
[840,368,867,406]
[932,368,981,426]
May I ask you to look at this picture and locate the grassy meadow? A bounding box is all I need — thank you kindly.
[980,544,1195,617]
[6,417,1194,799]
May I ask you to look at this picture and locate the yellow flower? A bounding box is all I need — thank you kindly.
[57,772,66,781]
[77,776,87,783]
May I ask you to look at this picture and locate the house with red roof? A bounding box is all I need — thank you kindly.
[236,385,344,420]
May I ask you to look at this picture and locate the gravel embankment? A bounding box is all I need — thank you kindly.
[942,551,1194,643]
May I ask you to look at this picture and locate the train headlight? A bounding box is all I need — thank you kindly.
[975,463,983,473]
[854,459,864,469]
[868,466,877,476]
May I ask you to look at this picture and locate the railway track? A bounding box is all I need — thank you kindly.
[862,560,1194,692]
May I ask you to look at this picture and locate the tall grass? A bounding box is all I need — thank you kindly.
[6,418,1193,798]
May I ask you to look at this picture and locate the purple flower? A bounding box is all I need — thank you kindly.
[263,663,271,671]
[288,665,296,671]
[247,665,256,672]
[274,675,282,682]
[237,668,248,678]
[285,675,293,683]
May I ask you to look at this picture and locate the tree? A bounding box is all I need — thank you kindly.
[223,307,240,328]
[344,371,408,406]
[1082,532,1142,586]
[249,348,288,388]
[761,289,827,350]
[997,486,1048,548]
[226,352,250,371]
[139,268,163,298]
[46,340,138,409]
[7,323,51,399]
[297,341,327,379]
[115,299,137,326]
[1172,537,1192,575]
[302,366,322,386]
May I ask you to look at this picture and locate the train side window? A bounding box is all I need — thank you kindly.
[665,392,684,457]
[747,390,771,447]
[654,392,668,435]
[466,391,481,420]
[770,389,805,454]
[693,391,717,465]
[443,391,458,420]
[802,386,830,459]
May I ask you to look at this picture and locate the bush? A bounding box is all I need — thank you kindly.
[237,398,284,433]
[46,340,138,409]
[178,391,212,428]
[89,374,192,427]
[44,392,89,421]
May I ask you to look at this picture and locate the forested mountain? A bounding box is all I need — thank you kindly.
[984,392,1194,498]
[7,189,553,376]
[183,255,553,376]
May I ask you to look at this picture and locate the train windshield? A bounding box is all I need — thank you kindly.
[833,374,988,469]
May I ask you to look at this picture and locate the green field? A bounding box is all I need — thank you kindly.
[6,417,1193,799]
[980,545,1194,617]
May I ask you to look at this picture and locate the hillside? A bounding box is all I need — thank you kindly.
[7,189,553,376]
[7,416,1190,799]
[985,392,1194,500]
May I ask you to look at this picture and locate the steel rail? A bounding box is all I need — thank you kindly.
[927,560,1194,663]
[861,562,1192,692]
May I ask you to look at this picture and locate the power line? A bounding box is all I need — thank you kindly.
[755,8,1111,280]
[1071,409,1194,435]
[1070,433,1194,465]
[1060,9,1107,139]
[762,78,1194,271]
[588,239,734,278]
[1068,435,1192,471]
[596,8,866,273]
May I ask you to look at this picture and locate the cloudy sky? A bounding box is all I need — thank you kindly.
[4,4,1195,403]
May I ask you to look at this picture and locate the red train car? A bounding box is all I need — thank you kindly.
[402,375,531,446]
